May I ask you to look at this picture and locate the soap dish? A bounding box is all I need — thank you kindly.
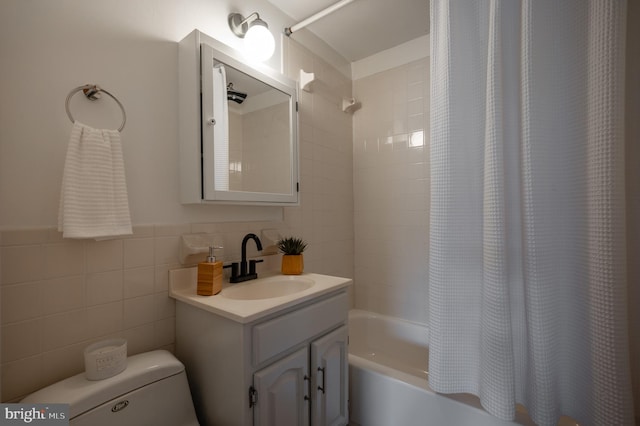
[84,338,127,381]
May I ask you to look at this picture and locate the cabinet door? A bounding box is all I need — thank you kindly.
[253,347,310,426]
[310,326,349,426]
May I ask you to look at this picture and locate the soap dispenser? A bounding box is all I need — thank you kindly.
[197,246,223,296]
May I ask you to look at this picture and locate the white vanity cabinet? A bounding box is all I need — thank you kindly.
[175,289,349,426]
[253,325,349,426]
[253,347,309,425]
[310,325,349,426]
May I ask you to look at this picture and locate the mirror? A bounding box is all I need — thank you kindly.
[179,30,299,205]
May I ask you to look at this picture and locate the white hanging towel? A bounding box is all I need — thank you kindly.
[58,122,132,239]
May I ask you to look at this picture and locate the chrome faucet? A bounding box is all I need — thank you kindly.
[227,233,263,283]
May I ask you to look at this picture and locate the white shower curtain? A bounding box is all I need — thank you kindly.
[428,1,634,425]
[213,63,230,191]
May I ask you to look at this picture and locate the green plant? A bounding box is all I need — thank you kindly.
[277,236,308,255]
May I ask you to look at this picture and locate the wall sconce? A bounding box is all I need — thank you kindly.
[228,12,275,62]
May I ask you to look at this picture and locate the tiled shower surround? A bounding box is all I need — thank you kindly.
[353,58,430,325]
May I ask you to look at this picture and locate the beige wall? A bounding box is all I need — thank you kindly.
[0,0,292,228]
[0,0,353,401]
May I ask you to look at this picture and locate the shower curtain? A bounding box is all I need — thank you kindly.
[428,1,634,425]
[213,63,230,191]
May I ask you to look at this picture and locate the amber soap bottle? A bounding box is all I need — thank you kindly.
[197,247,223,296]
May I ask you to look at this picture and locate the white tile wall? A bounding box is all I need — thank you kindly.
[281,37,355,281]
[353,58,430,325]
[0,224,251,400]
[86,271,122,306]
[0,220,353,401]
[123,267,155,299]
[123,238,154,269]
[241,103,291,194]
[0,37,355,402]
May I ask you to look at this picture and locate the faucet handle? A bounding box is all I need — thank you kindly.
[249,259,264,275]
[223,262,239,280]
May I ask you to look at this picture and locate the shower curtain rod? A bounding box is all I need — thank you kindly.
[284,0,356,36]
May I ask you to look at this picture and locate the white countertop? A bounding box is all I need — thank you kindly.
[169,267,352,324]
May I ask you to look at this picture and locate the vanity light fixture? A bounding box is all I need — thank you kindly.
[228,12,275,62]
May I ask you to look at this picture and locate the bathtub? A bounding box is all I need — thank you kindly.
[348,310,536,426]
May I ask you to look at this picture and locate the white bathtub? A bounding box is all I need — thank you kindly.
[348,310,537,426]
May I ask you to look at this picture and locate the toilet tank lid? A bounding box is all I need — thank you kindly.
[21,350,185,419]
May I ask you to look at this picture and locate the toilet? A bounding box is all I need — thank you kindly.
[21,350,199,426]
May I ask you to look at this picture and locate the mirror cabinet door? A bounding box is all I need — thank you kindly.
[199,42,299,204]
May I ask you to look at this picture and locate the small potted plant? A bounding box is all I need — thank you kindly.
[277,236,307,275]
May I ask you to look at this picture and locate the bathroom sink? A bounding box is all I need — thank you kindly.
[221,275,315,300]
[170,268,351,323]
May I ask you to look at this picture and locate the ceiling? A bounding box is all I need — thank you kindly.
[267,0,429,62]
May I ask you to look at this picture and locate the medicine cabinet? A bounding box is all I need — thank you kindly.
[178,29,299,205]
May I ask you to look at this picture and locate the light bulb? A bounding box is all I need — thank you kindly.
[243,22,275,62]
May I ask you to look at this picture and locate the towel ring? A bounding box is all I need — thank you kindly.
[65,84,127,131]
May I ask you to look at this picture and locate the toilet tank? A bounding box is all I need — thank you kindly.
[22,350,199,426]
